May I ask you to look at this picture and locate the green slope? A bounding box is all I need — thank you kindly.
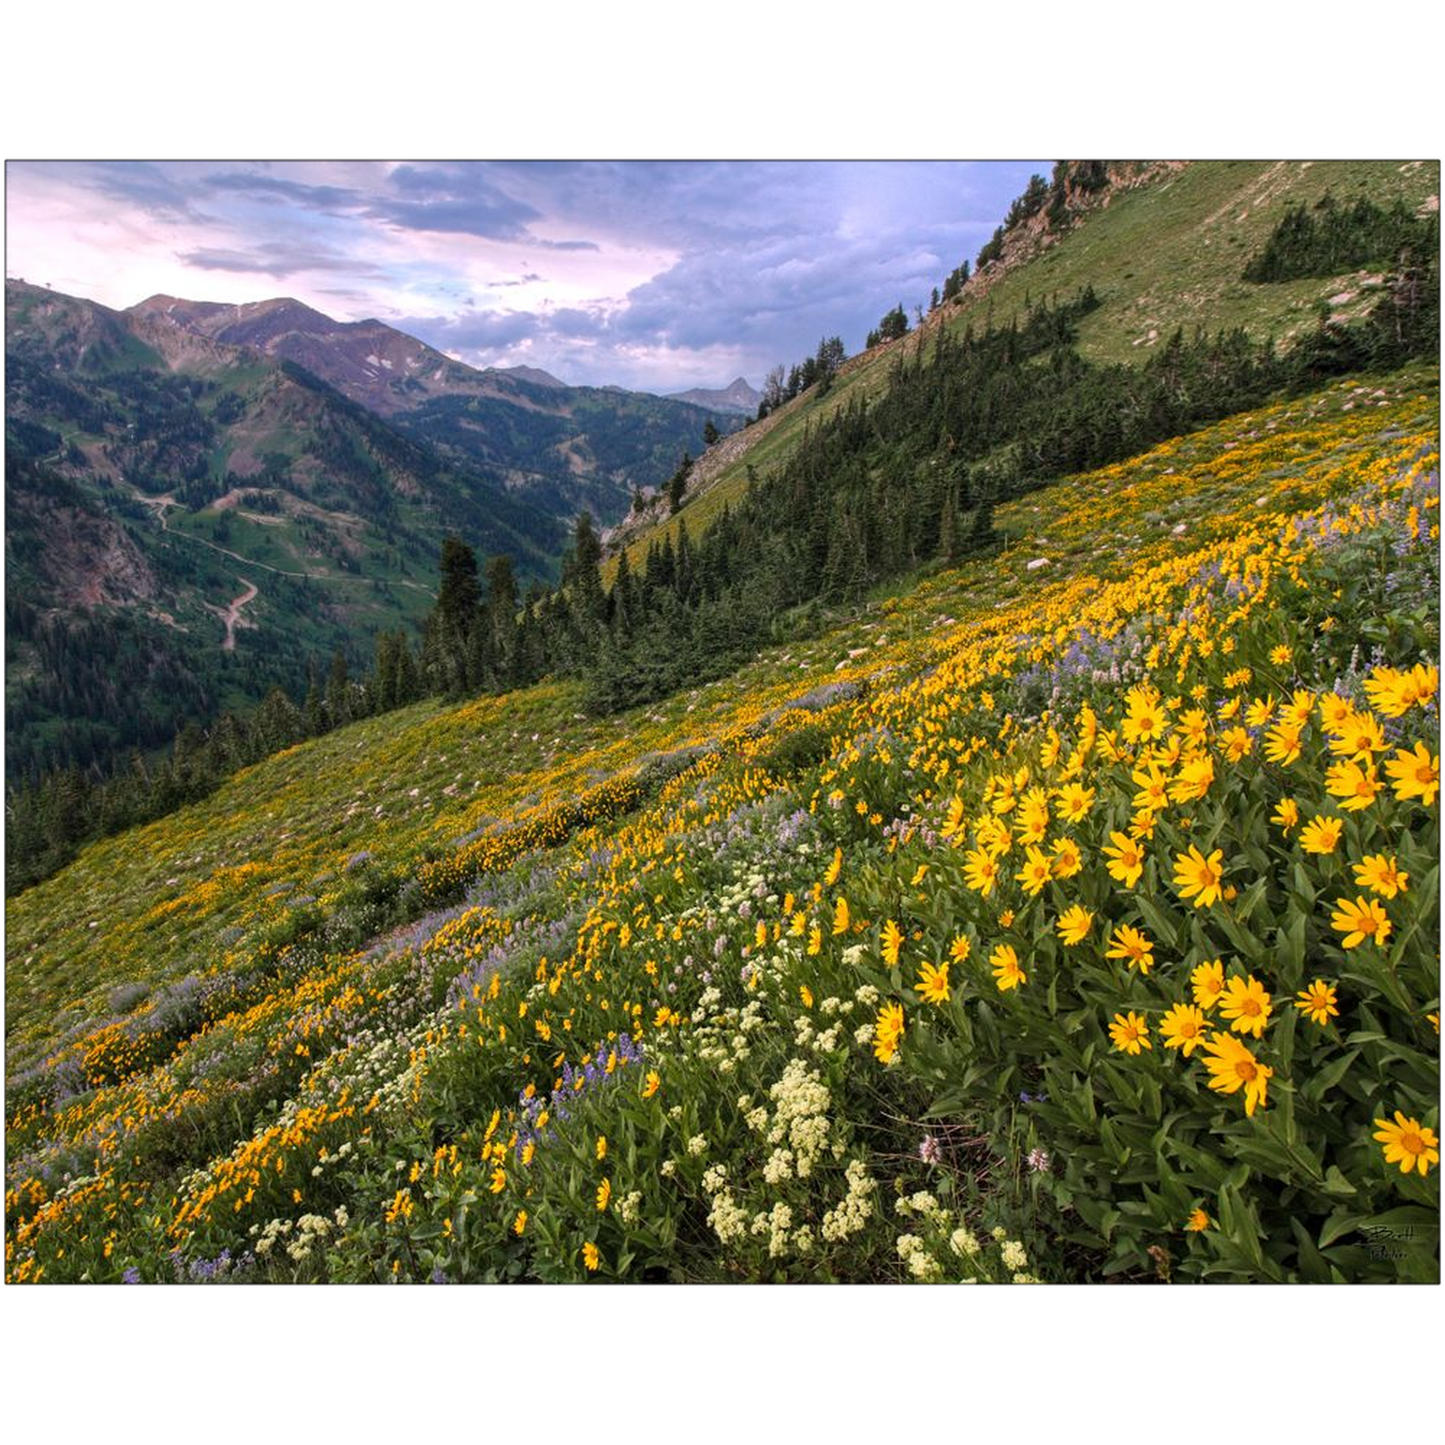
[607,159,1439,581]
[5,365,1437,1284]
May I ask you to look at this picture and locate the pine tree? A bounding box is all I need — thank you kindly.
[325,650,351,728]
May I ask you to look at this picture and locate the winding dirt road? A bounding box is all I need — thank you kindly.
[219,579,259,652]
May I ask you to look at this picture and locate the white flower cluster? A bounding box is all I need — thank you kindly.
[707,1188,750,1245]
[949,1226,982,1259]
[766,1058,832,1178]
[894,1190,946,1222]
[617,1190,643,1225]
[820,1158,875,1242]
[750,1201,794,1258]
[251,1206,347,1264]
[895,1232,942,1281]
[1000,1239,1029,1272]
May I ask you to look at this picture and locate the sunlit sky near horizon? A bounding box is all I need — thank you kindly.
[5,160,1050,392]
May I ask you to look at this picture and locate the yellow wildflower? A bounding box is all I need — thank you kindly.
[1330,896,1391,949]
[1372,1112,1439,1176]
[1108,1011,1151,1055]
[990,944,1026,992]
[1294,980,1339,1027]
[1200,1032,1271,1115]
[1055,905,1093,946]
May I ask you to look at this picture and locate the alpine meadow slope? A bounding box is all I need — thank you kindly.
[4,160,1439,1286]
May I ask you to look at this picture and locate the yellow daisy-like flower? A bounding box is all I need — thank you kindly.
[1327,709,1387,761]
[642,1069,660,1098]
[799,985,814,1010]
[914,960,950,1006]
[1159,1002,1209,1056]
[1015,845,1053,897]
[1221,725,1254,762]
[596,1135,607,1161]
[1103,830,1145,888]
[1383,741,1439,807]
[1330,895,1392,950]
[1105,923,1155,975]
[754,920,768,948]
[1284,689,1316,726]
[1016,789,1050,844]
[991,943,1026,992]
[1191,958,1226,1011]
[1294,979,1339,1026]
[1108,1010,1151,1055]
[1352,853,1409,900]
[1218,974,1272,1038]
[1055,905,1093,946]
[1173,844,1225,909]
[1050,836,1083,878]
[1372,1112,1440,1176]
[974,814,1013,855]
[998,908,1016,928]
[832,896,851,935]
[1271,797,1300,833]
[1324,758,1382,812]
[1269,644,1292,667]
[949,934,972,963]
[1299,814,1343,855]
[963,848,1000,896]
[808,925,823,956]
[873,1001,905,1064]
[1131,762,1170,813]
[1245,697,1276,729]
[1200,1032,1272,1115]
[1186,1207,1211,1232]
[514,1210,528,1236]
[1317,691,1354,730]
[941,794,967,843]
[1263,721,1303,767]
[1365,664,1439,718]
[1121,687,1168,745]
[583,1241,601,1271]
[881,918,904,968]
[824,847,843,886]
[1168,753,1215,804]
[596,1178,611,1212]
[1055,781,1095,822]
[1176,707,1210,747]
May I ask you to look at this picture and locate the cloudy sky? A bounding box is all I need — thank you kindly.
[6,160,1049,392]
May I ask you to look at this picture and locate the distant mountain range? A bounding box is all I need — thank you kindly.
[668,377,760,414]
[4,280,738,781]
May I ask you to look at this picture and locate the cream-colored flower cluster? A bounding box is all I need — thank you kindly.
[820,1159,876,1242]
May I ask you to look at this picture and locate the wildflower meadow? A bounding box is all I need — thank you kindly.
[6,367,1439,1284]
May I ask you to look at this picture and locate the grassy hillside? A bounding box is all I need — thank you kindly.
[7,364,1437,1283]
[606,160,1439,583]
